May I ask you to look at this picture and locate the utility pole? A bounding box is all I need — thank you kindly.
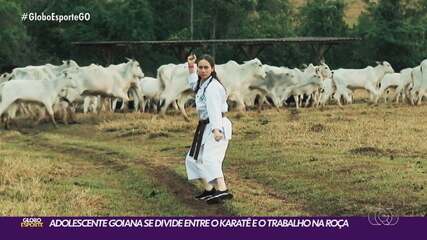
[212,0,217,58]
[190,0,194,40]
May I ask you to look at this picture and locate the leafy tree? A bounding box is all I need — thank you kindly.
[296,0,351,67]
[193,0,297,65]
[298,0,348,37]
[2,0,425,73]
[354,0,427,70]
[0,0,32,69]
[18,0,155,66]
[239,0,297,66]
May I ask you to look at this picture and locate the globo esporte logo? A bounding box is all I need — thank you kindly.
[368,208,399,226]
[20,217,44,228]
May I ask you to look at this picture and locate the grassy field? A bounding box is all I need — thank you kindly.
[0,99,426,216]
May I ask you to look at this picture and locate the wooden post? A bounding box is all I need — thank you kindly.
[311,44,333,64]
[231,45,244,60]
[240,45,266,59]
[100,46,113,65]
[171,46,194,61]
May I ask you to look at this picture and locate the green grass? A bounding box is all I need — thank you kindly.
[0,102,426,216]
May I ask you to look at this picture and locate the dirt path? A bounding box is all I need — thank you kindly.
[136,158,231,216]
[145,156,310,216]
[22,133,232,215]
[15,126,310,215]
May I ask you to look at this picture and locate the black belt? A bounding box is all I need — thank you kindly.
[189,113,226,160]
[189,119,209,161]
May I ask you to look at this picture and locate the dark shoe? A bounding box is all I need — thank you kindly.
[195,188,216,200]
[206,190,233,204]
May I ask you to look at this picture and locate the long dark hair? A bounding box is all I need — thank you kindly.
[195,54,225,92]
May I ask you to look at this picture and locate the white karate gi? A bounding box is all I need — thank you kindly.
[185,72,232,182]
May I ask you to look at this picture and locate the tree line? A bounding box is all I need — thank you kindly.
[0,0,426,75]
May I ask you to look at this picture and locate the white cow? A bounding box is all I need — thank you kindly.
[394,68,414,103]
[317,70,350,108]
[1,61,80,125]
[281,70,323,109]
[111,78,160,113]
[157,63,194,120]
[249,65,296,110]
[72,59,144,103]
[215,58,266,111]
[302,62,333,107]
[333,61,395,105]
[0,72,76,128]
[135,77,163,112]
[304,62,333,80]
[318,77,337,107]
[157,59,266,120]
[156,63,179,111]
[378,73,401,103]
[68,94,98,114]
[9,60,79,81]
[111,89,140,113]
[409,59,427,105]
[83,96,100,113]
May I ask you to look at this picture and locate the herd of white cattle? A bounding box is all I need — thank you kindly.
[0,57,426,129]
